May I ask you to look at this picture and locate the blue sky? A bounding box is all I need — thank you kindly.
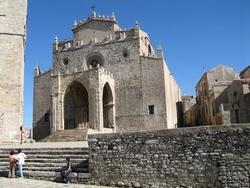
[24,0,250,128]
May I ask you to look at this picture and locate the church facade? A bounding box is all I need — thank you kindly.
[33,11,181,141]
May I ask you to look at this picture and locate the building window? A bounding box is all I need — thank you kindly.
[148,105,155,114]
[87,53,104,69]
[122,49,129,58]
[90,59,99,68]
[63,58,69,65]
[148,44,152,56]
[44,113,50,122]
[233,91,237,98]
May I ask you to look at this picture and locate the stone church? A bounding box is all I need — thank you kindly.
[33,10,181,141]
[0,0,27,144]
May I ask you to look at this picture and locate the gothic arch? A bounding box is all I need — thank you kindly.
[102,82,114,128]
[63,81,89,130]
[86,52,104,69]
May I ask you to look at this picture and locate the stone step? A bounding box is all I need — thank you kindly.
[0,147,88,151]
[0,170,91,183]
[0,161,88,168]
[0,150,88,154]
[0,154,89,161]
[0,166,89,173]
[0,158,88,163]
[0,141,88,149]
[25,158,88,163]
[40,130,88,142]
[42,138,86,142]
[0,144,91,184]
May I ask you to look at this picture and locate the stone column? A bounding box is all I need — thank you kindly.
[51,73,63,133]
[88,68,102,131]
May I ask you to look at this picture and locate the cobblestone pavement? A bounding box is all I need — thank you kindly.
[0,177,113,188]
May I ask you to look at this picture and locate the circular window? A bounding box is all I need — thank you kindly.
[90,59,99,68]
[122,49,129,58]
[87,53,104,69]
[63,58,69,65]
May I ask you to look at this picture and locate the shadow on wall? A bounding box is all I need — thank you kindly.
[33,110,50,141]
[176,101,183,127]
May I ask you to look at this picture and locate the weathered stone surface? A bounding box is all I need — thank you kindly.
[0,0,28,144]
[88,124,250,187]
[33,10,181,141]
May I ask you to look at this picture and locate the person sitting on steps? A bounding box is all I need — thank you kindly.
[60,157,72,184]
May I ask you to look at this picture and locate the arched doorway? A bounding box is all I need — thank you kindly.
[102,83,114,128]
[64,81,89,129]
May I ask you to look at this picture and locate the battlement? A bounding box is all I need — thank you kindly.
[53,10,151,53]
[98,66,114,79]
[72,11,117,31]
[53,29,138,53]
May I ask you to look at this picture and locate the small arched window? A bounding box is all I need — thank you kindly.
[87,53,104,69]
[122,49,129,58]
[63,58,69,66]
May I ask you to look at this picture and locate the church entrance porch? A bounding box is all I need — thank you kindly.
[47,67,116,142]
[64,81,89,130]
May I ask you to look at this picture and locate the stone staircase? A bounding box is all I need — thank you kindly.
[40,129,88,142]
[0,145,91,183]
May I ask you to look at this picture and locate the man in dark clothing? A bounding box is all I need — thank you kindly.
[60,157,72,183]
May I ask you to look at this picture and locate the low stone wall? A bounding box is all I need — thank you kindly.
[88,124,250,187]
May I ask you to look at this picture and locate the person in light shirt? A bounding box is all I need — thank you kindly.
[15,149,27,178]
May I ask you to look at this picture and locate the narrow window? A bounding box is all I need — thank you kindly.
[122,49,129,58]
[233,91,237,98]
[44,113,50,122]
[148,44,152,56]
[148,105,155,114]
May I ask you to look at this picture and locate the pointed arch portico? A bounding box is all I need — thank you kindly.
[50,68,115,135]
[102,82,115,128]
[63,81,89,130]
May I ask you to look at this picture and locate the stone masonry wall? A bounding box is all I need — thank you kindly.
[33,71,52,141]
[88,124,250,187]
[0,0,27,144]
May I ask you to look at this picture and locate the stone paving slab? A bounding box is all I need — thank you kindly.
[0,141,88,148]
[0,177,113,188]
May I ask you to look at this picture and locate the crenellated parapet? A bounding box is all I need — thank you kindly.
[72,11,117,31]
[53,29,139,53]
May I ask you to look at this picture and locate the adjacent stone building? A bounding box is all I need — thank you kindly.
[240,66,250,79]
[0,0,28,144]
[178,95,197,127]
[195,65,239,125]
[183,65,250,126]
[226,78,250,124]
[33,11,181,141]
